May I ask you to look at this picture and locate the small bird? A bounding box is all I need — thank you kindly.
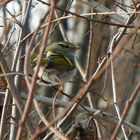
[33,41,79,84]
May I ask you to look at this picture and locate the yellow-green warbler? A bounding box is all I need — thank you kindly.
[33,41,79,84]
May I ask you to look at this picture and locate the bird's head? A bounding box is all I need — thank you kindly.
[46,41,79,55]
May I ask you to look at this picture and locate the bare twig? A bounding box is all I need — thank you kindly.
[34,99,68,140]
[0,90,11,139]
[38,0,137,28]
[21,93,140,138]
[110,55,128,140]
[0,0,12,9]
[16,1,56,139]
[0,51,22,113]
[78,0,126,24]
[111,81,140,139]
[9,0,36,139]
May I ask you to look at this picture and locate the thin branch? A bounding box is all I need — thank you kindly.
[21,93,140,137]
[0,51,34,138]
[111,80,140,139]
[9,0,35,139]
[0,90,11,139]
[78,0,126,23]
[54,7,68,41]
[34,99,69,140]
[38,0,137,28]
[110,55,128,140]
[0,51,22,113]
[16,1,56,139]
[0,0,12,9]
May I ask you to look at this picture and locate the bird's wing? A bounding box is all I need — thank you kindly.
[46,53,75,71]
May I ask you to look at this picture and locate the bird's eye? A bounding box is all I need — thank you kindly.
[59,43,69,48]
